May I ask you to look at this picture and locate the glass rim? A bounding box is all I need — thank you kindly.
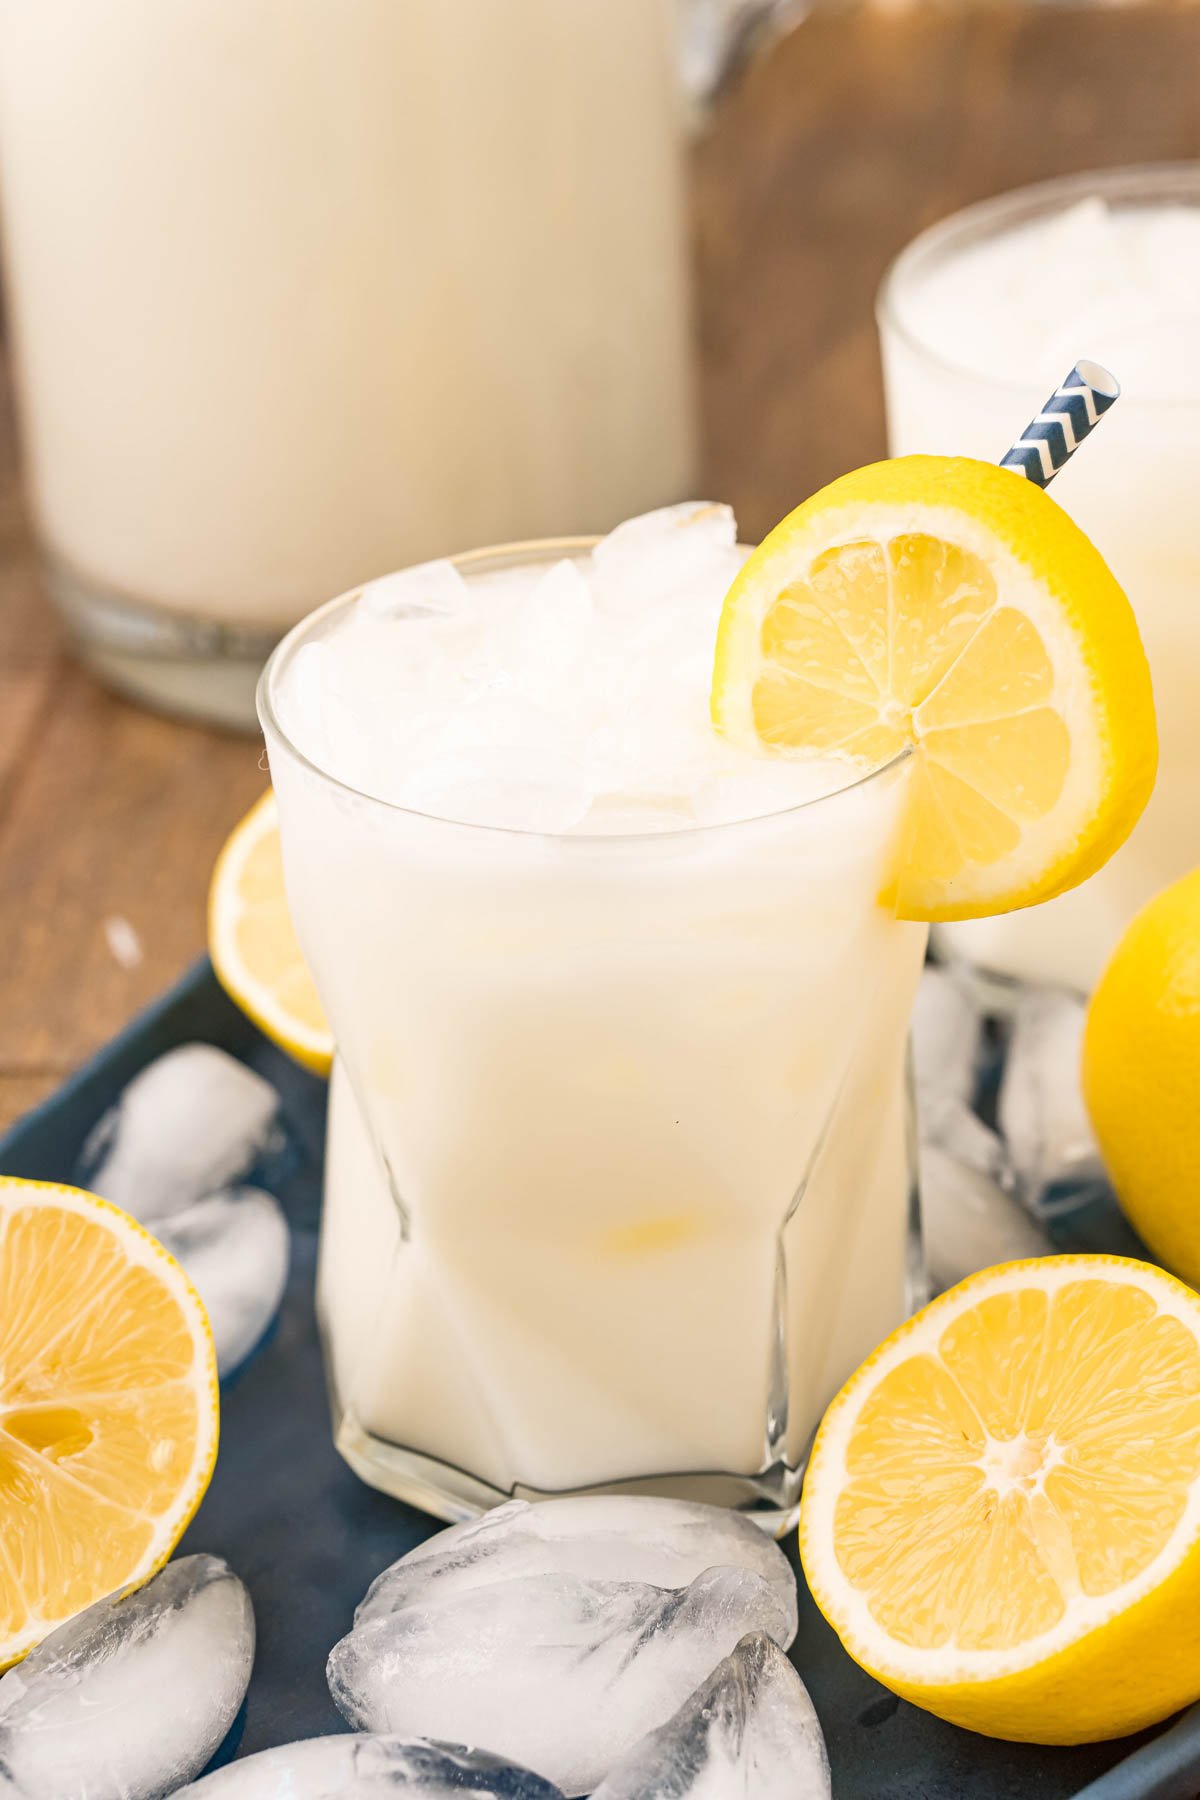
[257,535,912,844]
[876,160,1200,408]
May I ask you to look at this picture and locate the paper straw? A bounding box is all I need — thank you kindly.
[999,360,1120,488]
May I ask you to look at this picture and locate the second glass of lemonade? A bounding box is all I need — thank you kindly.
[880,164,1200,995]
[261,513,927,1525]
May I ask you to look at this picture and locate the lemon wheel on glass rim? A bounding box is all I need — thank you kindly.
[711,455,1156,922]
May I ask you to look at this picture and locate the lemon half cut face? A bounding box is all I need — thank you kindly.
[800,1254,1200,1744]
[0,1178,219,1668]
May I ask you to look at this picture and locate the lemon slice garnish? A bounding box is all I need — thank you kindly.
[711,456,1156,921]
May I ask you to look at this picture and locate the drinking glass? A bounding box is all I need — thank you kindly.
[260,539,927,1527]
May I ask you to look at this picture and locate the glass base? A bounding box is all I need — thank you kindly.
[44,552,282,732]
[320,1048,927,1540]
[330,1400,805,1537]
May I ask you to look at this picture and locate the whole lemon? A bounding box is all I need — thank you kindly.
[1084,866,1200,1285]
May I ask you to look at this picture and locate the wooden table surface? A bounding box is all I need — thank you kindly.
[2,0,1198,1133]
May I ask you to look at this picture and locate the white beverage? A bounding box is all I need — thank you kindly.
[262,507,927,1523]
[880,168,1200,992]
[0,0,694,724]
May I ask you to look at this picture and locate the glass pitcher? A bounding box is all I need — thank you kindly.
[0,0,699,726]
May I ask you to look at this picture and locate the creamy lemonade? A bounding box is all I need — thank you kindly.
[262,508,927,1521]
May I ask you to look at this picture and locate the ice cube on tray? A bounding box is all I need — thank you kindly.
[921,1142,1052,1294]
[328,1497,798,1797]
[157,1186,290,1378]
[998,987,1106,1212]
[355,1495,797,1638]
[76,1044,279,1225]
[0,1555,253,1800]
[912,966,1007,1179]
[177,1734,564,1797]
[593,1631,831,1800]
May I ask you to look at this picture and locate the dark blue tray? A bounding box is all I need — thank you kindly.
[3,956,1198,1800]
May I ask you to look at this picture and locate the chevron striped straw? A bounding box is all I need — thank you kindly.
[999,360,1120,488]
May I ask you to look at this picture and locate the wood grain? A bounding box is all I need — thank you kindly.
[0,351,270,1087]
[1,0,1198,1131]
[695,0,1200,535]
[0,667,268,1071]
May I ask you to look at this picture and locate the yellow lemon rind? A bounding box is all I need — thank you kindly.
[712,457,1157,924]
[1084,868,1200,1290]
[0,1177,220,1670]
[208,790,333,1078]
[799,1253,1200,1743]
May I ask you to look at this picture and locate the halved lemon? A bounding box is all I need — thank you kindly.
[1084,867,1200,1290]
[800,1255,1200,1742]
[711,457,1156,921]
[208,790,332,1076]
[0,1178,219,1667]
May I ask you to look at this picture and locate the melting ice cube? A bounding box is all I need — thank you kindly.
[359,560,471,620]
[355,1496,797,1640]
[591,502,738,587]
[177,1734,565,1798]
[593,1632,831,1800]
[76,1045,279,1225]
[590,503,742,613]
[0,1555,254,1800]
[328,1565,793,1797]
[156,1187,290,1377]
[997,987,1106,1212]
[502,560,595,682]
